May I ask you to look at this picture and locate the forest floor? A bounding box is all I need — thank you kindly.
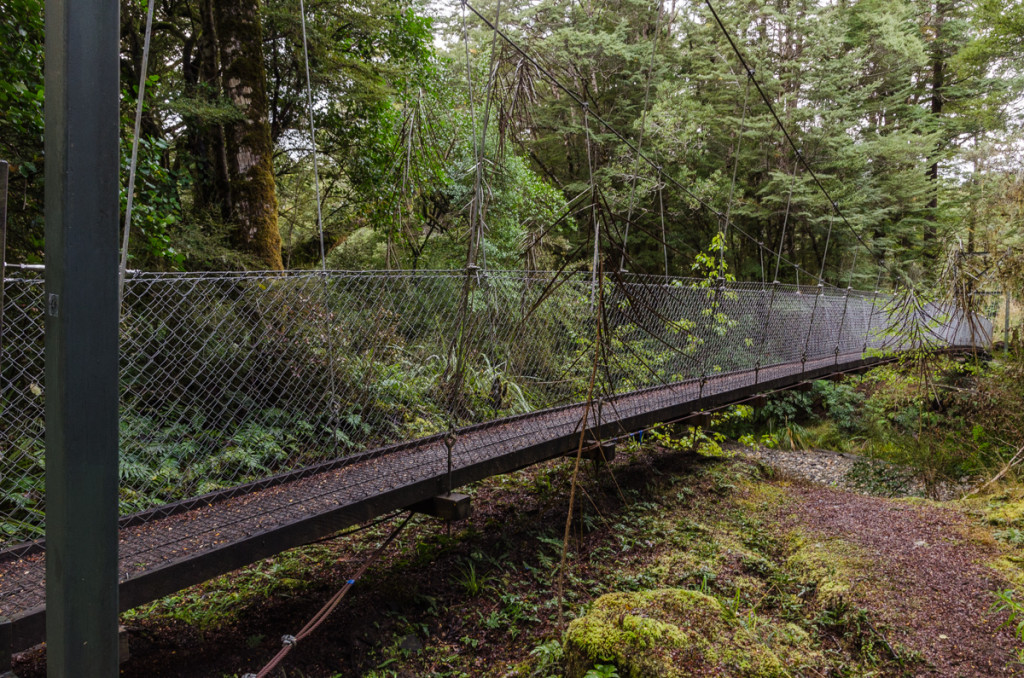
[12,440,1024,677]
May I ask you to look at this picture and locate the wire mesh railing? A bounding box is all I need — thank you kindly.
[0,269,989,547]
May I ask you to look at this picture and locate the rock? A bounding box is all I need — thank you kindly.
[398,634,424,653]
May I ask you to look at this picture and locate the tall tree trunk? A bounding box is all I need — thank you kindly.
[925,0,949,252]
[214,0,283,270]
[187,0,233,221]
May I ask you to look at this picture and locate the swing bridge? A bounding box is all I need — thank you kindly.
[0,265,990,660]
[0,0,999,668]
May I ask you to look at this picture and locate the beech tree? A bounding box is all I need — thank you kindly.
[213,0,283,269]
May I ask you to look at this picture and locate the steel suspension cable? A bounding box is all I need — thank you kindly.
[473,0,504,271]
[817,213,835,284]
[461,0,484,266]
[299,0,327,272]
[755,168,796,384]
[584,104,599,303]
[119,0,156,306]
[460,0,833,288]
[298,0,340,457]
[701,0,888,274]
[658,181,669,278]
[833,250,858,363]
[759,236,765,286]
[720,74,752,273]
[444,0,502,445]
[392,99,417,269]
[475,0,508,368]
[799,213,836,371]
[619,0,665,272]
[772,176,795,284]
[863,268,886,352]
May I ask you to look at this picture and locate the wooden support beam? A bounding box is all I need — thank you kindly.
[408,493,472,522]
[119,626,130,665]
[568,440,616,463]
[0,618,12,678]
[693,412,712,428]
[749,395,767,409]
[794,382,814,392]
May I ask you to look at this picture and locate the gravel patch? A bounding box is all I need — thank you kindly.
[738,445,858,487]
[735,444,972,500]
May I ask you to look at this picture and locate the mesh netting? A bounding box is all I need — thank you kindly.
[0,269,989,547]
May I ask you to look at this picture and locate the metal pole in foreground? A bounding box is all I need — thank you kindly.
[44,0,120,674]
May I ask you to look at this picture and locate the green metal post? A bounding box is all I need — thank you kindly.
[44,0,120,674]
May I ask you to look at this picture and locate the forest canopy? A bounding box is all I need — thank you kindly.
[0,0,1021,288]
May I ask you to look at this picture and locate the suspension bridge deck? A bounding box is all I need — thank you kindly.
[0,350,904,658]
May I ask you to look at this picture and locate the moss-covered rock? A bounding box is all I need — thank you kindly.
[562,589,818,677]
[977,491,1024,528]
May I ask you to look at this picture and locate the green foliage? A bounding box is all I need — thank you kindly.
[814,381,866,434]
[759,390,815,429]
[528,639,565,678]
[0,0,1019,276]
[689,233,735,287]
[750,378,869,451]
[0,0,45,261]
[453,560,493,598]
[0,437,45,538]
[738,432,778,450]
[647,406,752,457]
[992,589,1024,663]
[120,134,188,269]
[734,354,1024,487]
[994,529,1024,546]
[123,545,321,632]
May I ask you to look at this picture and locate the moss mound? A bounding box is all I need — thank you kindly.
[785,533,863,607]
[563,589,816,677]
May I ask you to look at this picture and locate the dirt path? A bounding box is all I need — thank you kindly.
[10,448,1023,677]
[783,483,1021,676]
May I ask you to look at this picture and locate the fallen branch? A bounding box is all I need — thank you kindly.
[962,443,1024,500]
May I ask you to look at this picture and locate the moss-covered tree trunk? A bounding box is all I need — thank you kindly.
[213,0,283,270]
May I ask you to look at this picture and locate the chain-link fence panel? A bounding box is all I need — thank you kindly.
[0,272,45,543]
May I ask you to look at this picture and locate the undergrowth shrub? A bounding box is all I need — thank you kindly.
[739,353,1024,483]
